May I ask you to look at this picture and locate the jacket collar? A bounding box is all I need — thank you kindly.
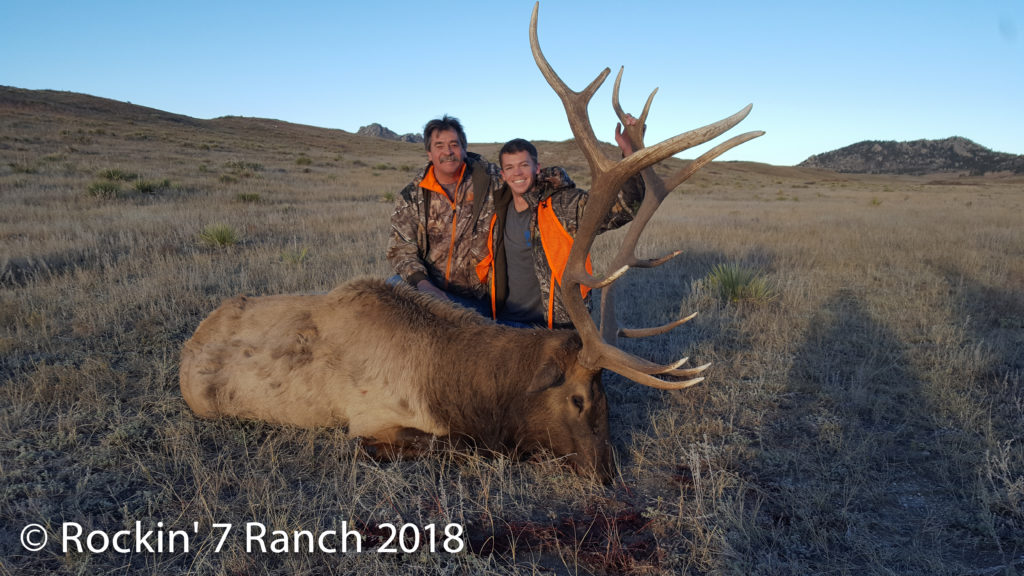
[420,162,467,196]
[416,152,485,189]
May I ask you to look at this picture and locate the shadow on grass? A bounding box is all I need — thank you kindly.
[930,260,1024,567]
[735,288,1013,574]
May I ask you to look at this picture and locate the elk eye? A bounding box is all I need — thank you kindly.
[571,395,585,413]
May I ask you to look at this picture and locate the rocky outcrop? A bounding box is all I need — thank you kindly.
[356,123,423,144]
[799,137,1024,175]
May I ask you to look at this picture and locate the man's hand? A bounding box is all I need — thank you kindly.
[416,279,449,300]
[614,113,643,157]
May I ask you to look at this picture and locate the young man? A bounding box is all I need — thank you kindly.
[386,115,502,312]
[476,121,643,328]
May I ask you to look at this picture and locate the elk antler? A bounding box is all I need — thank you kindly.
[601,68,765,342]
[529,2,764,389]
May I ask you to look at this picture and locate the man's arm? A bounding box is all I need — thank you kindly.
[385,185,455,300]
[386,186,430,287]
[578,115,646,232]
[603,114,645,229]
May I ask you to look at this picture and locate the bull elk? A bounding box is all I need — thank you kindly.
[178,2,763,483]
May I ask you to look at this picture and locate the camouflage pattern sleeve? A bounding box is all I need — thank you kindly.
[615,173,645,220]
[572,172,645,233]
[385,183,429,286]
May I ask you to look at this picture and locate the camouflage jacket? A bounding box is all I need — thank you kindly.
[386,153,502,300]
[481,166,644,328]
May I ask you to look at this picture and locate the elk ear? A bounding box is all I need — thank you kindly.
[529,360,565,392]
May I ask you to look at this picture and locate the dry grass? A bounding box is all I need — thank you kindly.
[2,87,1022,575]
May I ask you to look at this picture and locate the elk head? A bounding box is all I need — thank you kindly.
[527,1,764,463]
[515,332,613,481]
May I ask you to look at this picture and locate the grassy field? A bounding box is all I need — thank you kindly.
[2,86,1022,575]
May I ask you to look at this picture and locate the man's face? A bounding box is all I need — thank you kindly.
[500,150,540,197]
[427,128,466,184]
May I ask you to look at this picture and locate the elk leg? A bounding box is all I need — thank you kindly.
[359,426,436,460]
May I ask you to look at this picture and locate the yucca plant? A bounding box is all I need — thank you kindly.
[99,168,138,181]
[280,245,309,266]
[133,179,170,194]
[86,180,121,199]
[234,192,262,203]
[198,224,240,248]
[703,262,776,305]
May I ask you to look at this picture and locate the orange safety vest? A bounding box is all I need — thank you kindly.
[418,162,468,289]
[476,198,592,328]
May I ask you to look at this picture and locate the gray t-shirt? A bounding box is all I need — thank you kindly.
[501,206,544,325]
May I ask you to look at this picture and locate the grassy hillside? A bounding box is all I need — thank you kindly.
[2,87,1022,575]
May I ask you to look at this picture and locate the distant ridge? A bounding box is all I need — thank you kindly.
[7,86,1018,175]
[0,85,438,154]
[799,137,1024,175]
[0,85,202,126]
[0,86,427,146]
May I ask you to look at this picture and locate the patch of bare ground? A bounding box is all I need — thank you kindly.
[2,87,1021,574]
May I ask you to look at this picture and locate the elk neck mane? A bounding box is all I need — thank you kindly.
[337,279,585,450]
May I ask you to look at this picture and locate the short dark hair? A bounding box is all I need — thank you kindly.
[499,138,538,166]
[423,115,467,152]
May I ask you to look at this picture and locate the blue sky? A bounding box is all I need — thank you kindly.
[2,1,1021,166]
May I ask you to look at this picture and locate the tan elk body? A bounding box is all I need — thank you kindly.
[180,278,613,477]
[179,2,762,482]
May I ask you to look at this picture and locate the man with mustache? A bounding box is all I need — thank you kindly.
[386,115,501,312]
[475,117,644,328]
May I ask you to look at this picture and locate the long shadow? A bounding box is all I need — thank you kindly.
[0,236,137,289]
[743,288,1012,573]
[931,259,1024,378]
[930,260,1024,565]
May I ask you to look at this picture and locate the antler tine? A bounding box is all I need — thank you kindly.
[665,362,712,378]
[619,311,698,339]
[612,67,655,152]
[663,130,766,192]
[598,281,690,342]
[610,66,682,269]
[598,345,708,390]
[530,3,614,176]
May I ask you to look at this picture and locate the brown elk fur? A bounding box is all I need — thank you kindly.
[180,278,613,480]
